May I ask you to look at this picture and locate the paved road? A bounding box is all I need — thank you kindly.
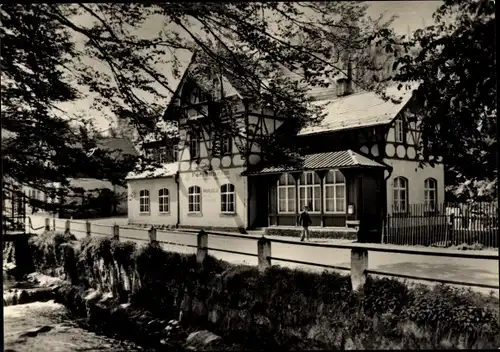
[29,216,499,296]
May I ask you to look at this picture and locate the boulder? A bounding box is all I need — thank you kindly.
[186,330,222,350]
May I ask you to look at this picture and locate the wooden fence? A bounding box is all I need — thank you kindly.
[384,202,498,248]
[37,217,499,292]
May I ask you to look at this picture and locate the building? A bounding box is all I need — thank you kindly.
[4,136,138,219]
[126,58,444,241]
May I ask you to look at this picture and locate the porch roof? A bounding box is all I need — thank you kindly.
[245,150,387,175]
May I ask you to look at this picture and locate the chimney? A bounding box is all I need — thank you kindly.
[345,59,353,95]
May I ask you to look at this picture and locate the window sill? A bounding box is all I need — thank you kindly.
[159,212,171,216]
[139,212,151,216]
[324,212,346,215]
[187,212,202,217]
[220,212,236,217]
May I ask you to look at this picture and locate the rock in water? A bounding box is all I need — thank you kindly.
[186,330,221,350]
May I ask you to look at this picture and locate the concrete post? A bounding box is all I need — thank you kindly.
[148,226,157,243]
[45,218,50,231]
[64,220,70,234]
[197,230,208,264]
[86,221,91,237]
[350,248,368,291]
[257,237,271,272]
[113,224,120,241]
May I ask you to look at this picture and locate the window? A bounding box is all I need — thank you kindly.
[222,135,232,155]
[220,183,235,213]
[424,178,437,211]
[324,170,346,213]
[188,186,201,213]
[158,147,168,164]
[139,189,150,214]
[158,188,170,213]
[36,190,41,200]
[189,132,201,159]
[393,177,408,213]
[395,117,404,143]
[299,171,321,212]
[29,189,36,200]
[278,173,296,214]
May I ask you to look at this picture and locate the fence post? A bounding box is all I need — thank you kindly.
[86,220,91,237]
[350,248,368,291]
[257,237,272,272]
[45,218,50,231]
[197,230,208,264]
[113,224,120,241]
[148,226,157,244]
[64,220,70,234]
[447,213,455,246]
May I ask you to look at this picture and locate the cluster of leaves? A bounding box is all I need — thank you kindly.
[392,0,496,200]
[2,2,400,200]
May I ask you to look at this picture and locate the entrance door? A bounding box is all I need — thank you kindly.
[253,179,269,228]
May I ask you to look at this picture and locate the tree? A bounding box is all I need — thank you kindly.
[392,0,496,201]
[1,3,396,209]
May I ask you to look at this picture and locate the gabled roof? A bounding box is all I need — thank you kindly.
[96,137,139,157]
[299,85,416,136]
[126,162,178,180]
[246,150,387,175]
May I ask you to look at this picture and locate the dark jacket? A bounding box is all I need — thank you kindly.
[299,211,311,227]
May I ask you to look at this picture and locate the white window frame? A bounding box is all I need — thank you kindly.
[139,189,150,214]
[393,177,408,213]
[188,186,201,213]
[220,183,236,214]
[277,173,296,214]
[395,118,404,143]
[323,170,346,214]
[189,132,201,159]
[424,178,437,211]
[158,188,170,214]
[298,171,321,213]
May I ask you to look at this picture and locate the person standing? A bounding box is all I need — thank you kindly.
[299,205,311,241]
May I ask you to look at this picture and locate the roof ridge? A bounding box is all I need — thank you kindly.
[347,149,359,165]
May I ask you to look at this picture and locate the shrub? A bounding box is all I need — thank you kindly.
[29,234,500,350]
[264,227,358,240]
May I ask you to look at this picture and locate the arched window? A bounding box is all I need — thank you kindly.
[220,183,235,213]
[158,188,170,213]
[393,177,408,213]
[188,186,201,213]
[277,173,296,214]
[324,170,346,213]
[139,189,150,214]
[299,171,321,212]
[424,178,437,211]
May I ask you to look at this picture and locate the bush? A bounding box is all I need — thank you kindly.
[264,227,358,240]
[29,234,500,350]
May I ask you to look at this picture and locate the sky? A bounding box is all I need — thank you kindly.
[64,1,442,134]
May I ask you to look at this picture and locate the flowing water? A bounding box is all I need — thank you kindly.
[3,275,148,352]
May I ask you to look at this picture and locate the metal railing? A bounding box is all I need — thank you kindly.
[37,217,500,292]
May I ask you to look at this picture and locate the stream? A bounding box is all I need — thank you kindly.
[3,277,149,352]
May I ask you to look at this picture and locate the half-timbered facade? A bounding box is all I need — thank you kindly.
[127,60,445,240]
